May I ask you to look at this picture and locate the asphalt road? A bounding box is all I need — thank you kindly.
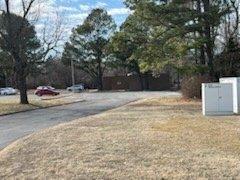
[0,91,180,149]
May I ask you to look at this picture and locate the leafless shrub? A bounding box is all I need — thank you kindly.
[181,75,211,99]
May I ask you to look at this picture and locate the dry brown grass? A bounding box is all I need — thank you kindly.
[1,97,240,179]
[0,95,82,115]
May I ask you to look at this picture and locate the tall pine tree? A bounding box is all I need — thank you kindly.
[62,9,116,90]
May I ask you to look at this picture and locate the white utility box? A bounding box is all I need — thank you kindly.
[220,77,240,114]
[202,83,233,116]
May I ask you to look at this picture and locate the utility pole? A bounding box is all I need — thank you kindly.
[71,59,75,93]
[4,70,8,87]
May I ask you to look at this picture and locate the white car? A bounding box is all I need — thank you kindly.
[67,84,84,92]
[0,87,17,95]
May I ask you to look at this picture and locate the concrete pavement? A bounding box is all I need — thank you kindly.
[0,91,180,149]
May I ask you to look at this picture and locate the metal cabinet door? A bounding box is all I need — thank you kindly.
[218,84,233,112]
[204,84,219,112]
[237,79,240,112]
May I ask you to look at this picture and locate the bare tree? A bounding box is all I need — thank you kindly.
[0,0,63,104]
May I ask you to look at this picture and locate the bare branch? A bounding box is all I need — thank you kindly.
[39,12,65,60]
[230,0,239,36]
[4,0,9,14]
[22,0,36,19]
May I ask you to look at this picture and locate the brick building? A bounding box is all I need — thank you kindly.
[103,73,171,91]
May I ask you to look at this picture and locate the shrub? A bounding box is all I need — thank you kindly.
[181,75,211,99]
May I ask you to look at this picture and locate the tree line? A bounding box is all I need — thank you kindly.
[0,0,239,104]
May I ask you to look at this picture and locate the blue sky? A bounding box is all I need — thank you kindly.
[37,0,131,50]
[53,0,130,26]
[0,0,130,32]
[32,0,131,41]
[0,0,130,50]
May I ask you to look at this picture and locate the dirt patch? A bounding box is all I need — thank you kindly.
[1,97,240,179]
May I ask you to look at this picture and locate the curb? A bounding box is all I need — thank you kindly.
[40,94,72,101]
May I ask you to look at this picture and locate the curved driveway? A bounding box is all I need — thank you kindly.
[0,91,180,149]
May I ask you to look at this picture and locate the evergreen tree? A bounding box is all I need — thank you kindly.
[109,14,150,89]
[124,0,232,78]
[62,9,116,90]
[0,12,41,103]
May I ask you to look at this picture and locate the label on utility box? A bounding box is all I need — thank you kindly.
[207,84,221,88]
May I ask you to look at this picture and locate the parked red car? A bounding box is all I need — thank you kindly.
[35,87,60,96]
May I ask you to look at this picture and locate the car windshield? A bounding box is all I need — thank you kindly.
[38,86,50,90]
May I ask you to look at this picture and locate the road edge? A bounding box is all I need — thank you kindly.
[0,99,86,117]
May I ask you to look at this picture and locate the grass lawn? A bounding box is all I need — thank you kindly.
[0,94,82,115]
[1,97,240,179]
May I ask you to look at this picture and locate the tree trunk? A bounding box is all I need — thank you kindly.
[205,43,214,77]
[97,61,103,91]
[97,75,103,91]
[3,72,7,87]
[136,67,144,91]
[14,55,29,104]
[133,61,144,91]
[18,71,28,104]
[139,74,144,91]
[203,0,214,77]
[200,47,206,65]
[197,0,206,66]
